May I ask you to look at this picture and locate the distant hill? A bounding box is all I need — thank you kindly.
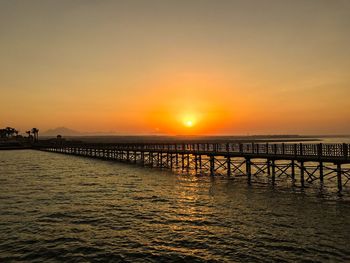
[42,127,82,136]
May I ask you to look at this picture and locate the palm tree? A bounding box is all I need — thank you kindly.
[31,128,39,142]
[25,130,32,142]
[5,127,15,138]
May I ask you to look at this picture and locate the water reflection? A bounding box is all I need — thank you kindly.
[0,150,349,262]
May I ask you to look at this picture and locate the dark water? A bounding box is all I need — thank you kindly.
[1,150,349,262]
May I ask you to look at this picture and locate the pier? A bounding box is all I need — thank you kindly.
[37,142,350,193]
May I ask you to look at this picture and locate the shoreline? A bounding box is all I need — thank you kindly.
[0,146,32,150]
[0,138,323,150]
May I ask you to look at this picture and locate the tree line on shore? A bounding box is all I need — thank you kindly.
[0,127,39,142]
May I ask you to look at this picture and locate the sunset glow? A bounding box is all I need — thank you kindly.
[1,1,350,135]
[1,2,350,263]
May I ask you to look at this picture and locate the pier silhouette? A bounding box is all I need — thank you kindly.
[37,141,350,193]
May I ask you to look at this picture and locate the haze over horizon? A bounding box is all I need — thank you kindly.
[1,0,350,135]
[39,126,349,137]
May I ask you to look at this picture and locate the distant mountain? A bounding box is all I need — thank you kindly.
[42,127,82,136]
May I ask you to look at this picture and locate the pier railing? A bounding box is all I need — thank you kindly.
[39,142,350,160]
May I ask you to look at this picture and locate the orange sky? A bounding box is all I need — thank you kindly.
[1,0,350,135]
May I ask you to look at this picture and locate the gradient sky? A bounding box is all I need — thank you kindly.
[1,0,350,135]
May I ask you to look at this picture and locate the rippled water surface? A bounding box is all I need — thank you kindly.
[1,150,350,262]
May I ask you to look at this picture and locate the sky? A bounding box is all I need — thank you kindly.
[1,0,350,135]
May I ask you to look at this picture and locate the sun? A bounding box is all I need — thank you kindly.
[179,113,198,130]
[184,119,194,127]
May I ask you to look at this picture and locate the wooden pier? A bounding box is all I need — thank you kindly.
[37,142,350,193]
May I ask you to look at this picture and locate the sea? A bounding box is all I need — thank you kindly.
[0,137,350,262]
